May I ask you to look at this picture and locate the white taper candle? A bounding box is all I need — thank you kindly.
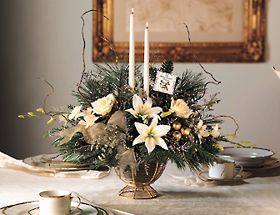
[143,22,149,97]
[129,8,135,89]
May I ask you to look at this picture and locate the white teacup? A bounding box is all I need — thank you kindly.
[39,190,81,215]
[208,161,243,180]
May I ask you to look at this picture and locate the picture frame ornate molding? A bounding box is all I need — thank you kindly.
[92,0,266,62]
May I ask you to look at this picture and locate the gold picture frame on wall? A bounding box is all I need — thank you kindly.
[92,0,265,63]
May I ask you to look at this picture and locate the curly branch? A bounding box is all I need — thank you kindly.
[212,115,239,135]
[183,23,221,85]
[78,9,118,106]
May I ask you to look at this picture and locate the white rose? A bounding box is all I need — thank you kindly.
[170,98,192,118]
[91,94,116,116]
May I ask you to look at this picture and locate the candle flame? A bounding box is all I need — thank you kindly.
[131,8,134,14]
[146,22,149,29]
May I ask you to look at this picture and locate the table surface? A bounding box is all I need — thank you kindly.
[1,163,280,215]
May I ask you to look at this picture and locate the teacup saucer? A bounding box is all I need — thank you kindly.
[198,171,243,182]
[29,206,82,215]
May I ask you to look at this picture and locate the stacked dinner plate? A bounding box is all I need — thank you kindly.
[23,153,92,171]
[219,147,279,172]
[22,153,110,179]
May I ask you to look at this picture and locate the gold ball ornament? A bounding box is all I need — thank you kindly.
[172,121,182,130]
[181,127,191,136]
[173,131,182,141]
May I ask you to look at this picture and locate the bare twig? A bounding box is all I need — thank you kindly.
[212,115,239,135]
[35,77,55,112]
[183,23,221,85]
[78,10,118,106]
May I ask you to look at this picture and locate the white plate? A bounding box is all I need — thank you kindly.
[245,159,280,172]
[198,171,243,182]
[219,147,274,167]
[0,201,107,215]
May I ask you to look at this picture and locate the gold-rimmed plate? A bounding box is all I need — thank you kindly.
[0,201,108,215]
[198,171,243,182]
[23,154,91,171]
[219,147,275,167]
[244,158,280,172]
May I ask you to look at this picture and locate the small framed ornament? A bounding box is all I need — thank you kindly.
[153,72,177,95]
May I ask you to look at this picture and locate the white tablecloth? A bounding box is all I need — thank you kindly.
[1,163,280,215]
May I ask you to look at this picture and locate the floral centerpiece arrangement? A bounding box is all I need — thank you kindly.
[18,10,245,199]
[21,60,237,198]
[50,61,224,171]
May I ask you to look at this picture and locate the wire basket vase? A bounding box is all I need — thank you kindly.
[115,160,166,199]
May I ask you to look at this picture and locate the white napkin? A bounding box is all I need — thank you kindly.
[0,152,110,179]
[170,174,216,187]
[170,170,251,187]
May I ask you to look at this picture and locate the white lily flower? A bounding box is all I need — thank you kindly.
[78,114,99,129]
[69,105,84,120]
[133,117,170,153]
[210,124,220,138]
[196,120,209,139]
[126,94,162,120]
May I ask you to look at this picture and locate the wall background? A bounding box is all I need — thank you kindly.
[0,0,280,159]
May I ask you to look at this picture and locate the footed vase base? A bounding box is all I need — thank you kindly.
[118,185,159,199]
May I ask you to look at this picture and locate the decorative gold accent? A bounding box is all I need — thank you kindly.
[92,0,266,62]
[173,131,182,141]
[172,121,182,131]
[181,127,191,136]
[115,160,166,199]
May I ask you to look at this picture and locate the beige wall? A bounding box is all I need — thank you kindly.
[1,0,280,159]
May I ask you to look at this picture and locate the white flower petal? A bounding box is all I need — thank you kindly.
[69,105,82,120]
[211,124,220,137]
[197,120,203,129]
[125,109,138,118]
[135,122,149,134]
[150,117,158,129]
[200,129,209,138]
[149,107,163,116]
[170,98,175,111]
[107,94,115,102]
[213,124,219,130]
[211,130,220,138]
[74,112,85,120]
[153,125,171,136]
[133,94,143,110]
[133,135,144,146]
[156,138,168,150]
[145,138,156,154]
[144,97,153,109]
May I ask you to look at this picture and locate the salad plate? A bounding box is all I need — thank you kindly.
[219,147,274,167]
